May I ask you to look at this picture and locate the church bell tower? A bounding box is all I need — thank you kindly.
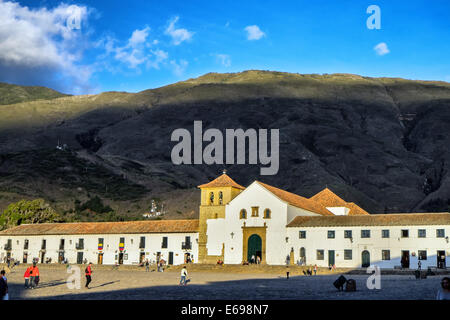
[197,170,245,263]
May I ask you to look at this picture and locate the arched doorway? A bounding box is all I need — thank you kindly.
[247,234,262,263]
[361,250,370,268]
[300,247,306,265]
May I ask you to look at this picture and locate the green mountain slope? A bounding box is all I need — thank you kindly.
[0,82,69,105]
[0,71,450,221]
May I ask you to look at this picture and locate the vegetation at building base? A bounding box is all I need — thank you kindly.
[0,196,150,230]
[0,199,63,230]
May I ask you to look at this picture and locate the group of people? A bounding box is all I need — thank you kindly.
[23,263,40,289]
[251,255,261,264]
[302,264,318,276]
[157,259,166,272]
[1,260,449,300]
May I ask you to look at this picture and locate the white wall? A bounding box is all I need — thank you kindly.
[206,218,225,256]
[287,225,450,268]
[222,182,289,265]
[326,207,350,216]
[0,232,198,266]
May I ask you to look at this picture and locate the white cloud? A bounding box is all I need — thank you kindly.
[146,49,169,70]
[165,16,194,45]
[244,25,265,40]
[100,26,166,70]
[170,59,188,76]
[374,42,390,56]
[215,54,231,67]
[0,1,92,93]
[128,26,150,47]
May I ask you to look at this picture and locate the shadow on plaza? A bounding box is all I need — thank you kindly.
[7,272,444,300]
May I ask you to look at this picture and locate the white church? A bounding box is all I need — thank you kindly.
[1,173,449,269]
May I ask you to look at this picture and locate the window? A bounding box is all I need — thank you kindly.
[361,230,371,238]
[300,247,306,258]
[299,231,306,239]
[76,238,84,249]
[418,229,426,238]
[182,236,192,250]
[240,209,247,219]
[418,250,427,260]
[436,229,445,238]
[316,250,324,260]
[162,237,168,248]
[24,239,29,250]
[382,230,390,238]
[41,239,47,250]
[344,250,352,260]
[264,208,271,219]
[344,230,352,239]
[139,237,145,249]
[5,239,12,250]
[327,230,335,239]
[209,192,214,205]
[382,250,390,260]
[401,229,409,238]
[251,206,259,217]
[218,191,223,205]
[59,239,65,250]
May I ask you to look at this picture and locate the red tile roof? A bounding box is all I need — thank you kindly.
[287,213,450,227]
[257,182,334,216]
[309,188,370,215]
[198,173,245,190]
[0,220,199,236]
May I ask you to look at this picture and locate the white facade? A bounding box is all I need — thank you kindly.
[287,225,450,269]
[0,232,198,266]
[1,177,449,269]
[208,182,322,265]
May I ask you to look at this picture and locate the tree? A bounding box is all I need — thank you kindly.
[0,199,63,230]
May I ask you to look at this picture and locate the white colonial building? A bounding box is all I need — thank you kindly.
[0,220,198,266]
[1,173,449,269]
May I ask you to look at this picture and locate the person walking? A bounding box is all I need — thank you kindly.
[179,266,188,286]
[145,259,150,272]
[85,262,93,289]
[314,264,318,275]
[29,263,36,289]
[437,277,450,300]
[418,260,422,271]
[0,270,8,300]
[32,264,40,287]
[24,266,31,288]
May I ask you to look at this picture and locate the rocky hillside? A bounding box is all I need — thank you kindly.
[1,71,450,220]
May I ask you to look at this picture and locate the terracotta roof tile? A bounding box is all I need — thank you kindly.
[287,212,450,228]
[0,219,199,236]
[198,173,245,190]
[309,188,370,215]
[257,181,334,216]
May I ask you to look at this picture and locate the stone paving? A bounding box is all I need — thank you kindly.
[1,264,445,300]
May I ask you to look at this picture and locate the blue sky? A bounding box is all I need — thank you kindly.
[0,0,449,94]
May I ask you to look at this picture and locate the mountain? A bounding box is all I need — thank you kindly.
[0,70,450,220]
[0,82,69,105]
